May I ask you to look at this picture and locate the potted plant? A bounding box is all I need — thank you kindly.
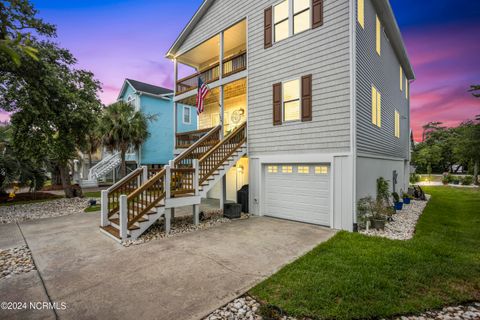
[402,191,412,205]
[371,200,387,230]
[452,177,460,185]
[442,173,452,185]
[357,197,372,230]
[392,192,403,210]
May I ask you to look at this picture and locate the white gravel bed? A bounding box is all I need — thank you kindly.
[0,245,36,280]
[0,198,89,224]
[204,296,480,320]
[122,210,250,247]
[360,196,431,240]
[204,296,265,320]
[394,302,480,320]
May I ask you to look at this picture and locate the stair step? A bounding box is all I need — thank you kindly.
[110,217,148,225]
[101,225,120,239]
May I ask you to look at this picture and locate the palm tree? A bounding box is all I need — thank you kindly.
[98,101,152,178]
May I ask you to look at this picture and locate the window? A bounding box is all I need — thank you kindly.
[282,165,293,173]
[400,67,403,91]
[127,95,135,105]
[406,81,409,99]
[357,0,364,28]
[183,106,191,124]
[274,0,312,42]
[268,165,278,173]
[395,110,400,138]
[371,85,381,127]
[283,79,301,121]
[274,0,289,42]
[376,15,381,55]
[293,0,311,34]
[298,166,310,174]
[315,166,328,174]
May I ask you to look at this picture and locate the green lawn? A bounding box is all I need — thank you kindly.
[250,187,480,319]
[84,191,101,198]
[84,204,101,213]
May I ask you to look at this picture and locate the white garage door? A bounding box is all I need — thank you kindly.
[264,164,330,227]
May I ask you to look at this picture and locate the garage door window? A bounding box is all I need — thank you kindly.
[298,166,310,174]
[315,166,328,174]
[267,165,278,173]
[282,165,293,173]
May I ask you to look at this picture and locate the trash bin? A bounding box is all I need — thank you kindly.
[237,184,249,213]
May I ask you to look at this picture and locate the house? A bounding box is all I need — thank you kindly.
[80,79,197,187]
[100,0,414,241]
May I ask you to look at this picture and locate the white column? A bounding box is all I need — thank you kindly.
[219,31,224,82]
[119,195,128,240]
[193,159,199,196]
[173,58,178,151]
[142,165,148,183]
[165,165,171,199]
[100,190,109,227]
[164,208,171,234]
[193,204,200,226]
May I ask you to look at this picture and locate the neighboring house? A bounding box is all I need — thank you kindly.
[80,79,197,187]
[100,0,414,241]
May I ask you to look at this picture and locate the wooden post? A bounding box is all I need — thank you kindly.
[100,190,109,227]
[119,195,128,240]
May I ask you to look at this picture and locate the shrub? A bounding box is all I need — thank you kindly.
[410,173,420,184]
[391,192,400,203]
[461,176,474,185]
[442,173,452,185]
[376,177,390,205]
[451,177,461,185]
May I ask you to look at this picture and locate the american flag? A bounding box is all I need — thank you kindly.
[196,78,210,115]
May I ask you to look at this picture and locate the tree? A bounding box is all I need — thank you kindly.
[99,101,152,178]
[82,123,101,169]
[454,120,480,184]
[421,121,445,142]
[0,0,55,65]
[469,85,480,98]
[2,41,101,197]
[412,143,443,177]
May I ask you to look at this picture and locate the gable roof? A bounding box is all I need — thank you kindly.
[126,79,173,95]
[166,0,414,80]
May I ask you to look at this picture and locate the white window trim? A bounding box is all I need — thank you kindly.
[182,106,192,125]
[282,77,302,123]
[273,0,312,44]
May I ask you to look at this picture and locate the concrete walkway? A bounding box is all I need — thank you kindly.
[1,213,335,320]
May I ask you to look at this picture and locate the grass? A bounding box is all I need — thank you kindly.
[84,204,101,213]
[84,191,101,198]
[250,187,480,319]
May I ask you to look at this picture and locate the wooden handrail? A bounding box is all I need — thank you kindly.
[127,168,165,201]
[108,168,142,194]
[198,122,247,184]
[106,167,144,217]
[176,127,214,137]
[174,125,221,167]
[199,122,246,163]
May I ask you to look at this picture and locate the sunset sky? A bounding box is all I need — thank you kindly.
[1,0,479,141]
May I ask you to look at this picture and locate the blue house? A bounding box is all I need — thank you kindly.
[117,79,197,167]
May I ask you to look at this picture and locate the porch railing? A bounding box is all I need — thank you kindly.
[176,127,216,149]
[198,122,247,184]
[176,51,247,95]
[174,125,221,168]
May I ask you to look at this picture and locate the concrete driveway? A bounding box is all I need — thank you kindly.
[1,212,335,320]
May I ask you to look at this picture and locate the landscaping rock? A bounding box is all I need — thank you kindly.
[122,210,250,247]
[360,196,431,240]
[392,303,480,320]
[0,198,90,224]
[0,245,35,280]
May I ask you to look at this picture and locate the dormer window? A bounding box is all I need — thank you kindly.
[127,95,135,106]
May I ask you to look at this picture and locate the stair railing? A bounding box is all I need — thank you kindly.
[174,125,221,168]
[198,122,247,185]
[89,152,121,180]
[100,166,148,227]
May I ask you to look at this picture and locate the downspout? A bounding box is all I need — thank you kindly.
[350,0,358,232]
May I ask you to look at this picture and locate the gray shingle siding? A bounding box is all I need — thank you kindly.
[177,0,352,156]
[355,0,409,159]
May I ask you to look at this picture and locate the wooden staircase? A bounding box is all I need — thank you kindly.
[100,122,247,242]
